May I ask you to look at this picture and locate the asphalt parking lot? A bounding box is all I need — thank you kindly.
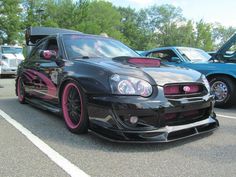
[0,78,236,177]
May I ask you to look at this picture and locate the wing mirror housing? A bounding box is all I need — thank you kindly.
[39,50,57,60]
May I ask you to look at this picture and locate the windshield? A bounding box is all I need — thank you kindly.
[1,47,23,54]
[177,47,211,62]
[63,34,139,59]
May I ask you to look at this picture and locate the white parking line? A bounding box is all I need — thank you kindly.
[217,114,236,120]
[0,109,90,177]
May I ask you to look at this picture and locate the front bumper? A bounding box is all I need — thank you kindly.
[88,94,219,143]
[90,116,218,143]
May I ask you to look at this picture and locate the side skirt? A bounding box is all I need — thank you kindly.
[25,97,62,114]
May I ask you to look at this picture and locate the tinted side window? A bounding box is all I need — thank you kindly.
[148,50,178,62]
[29,41,46,61]
[45,38,58,53]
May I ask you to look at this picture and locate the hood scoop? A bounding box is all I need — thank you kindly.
[112,56,161,67]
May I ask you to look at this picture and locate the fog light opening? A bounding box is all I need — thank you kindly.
[130,116,138,124]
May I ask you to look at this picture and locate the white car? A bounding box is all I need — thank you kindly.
[0,45,24,76]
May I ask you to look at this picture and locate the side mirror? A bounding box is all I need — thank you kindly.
[171,57,181,63]
[39,50,57,60]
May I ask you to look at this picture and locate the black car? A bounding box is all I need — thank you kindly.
[16,27,219,142]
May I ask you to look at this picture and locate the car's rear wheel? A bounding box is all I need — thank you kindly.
[61,81,88,134]
[209,76,236,108]
[17,77,26,104]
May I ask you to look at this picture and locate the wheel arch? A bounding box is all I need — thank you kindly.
[206,73,236,82]
[58,77,86,104]
[206,73,236,108]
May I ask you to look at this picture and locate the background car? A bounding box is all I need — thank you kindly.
[141,46,236,108]
[16,27,218,143]
[0,45,24,77]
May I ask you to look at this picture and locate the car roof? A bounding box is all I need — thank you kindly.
[26,27,112,45]
[27,27,81,36]
[58,33,113,39]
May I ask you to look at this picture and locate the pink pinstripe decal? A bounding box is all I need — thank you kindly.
[23,72,33,81]
[27,69,57,99]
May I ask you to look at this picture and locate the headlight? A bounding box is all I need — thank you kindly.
[110,74,153,97]
[202,75,210,92]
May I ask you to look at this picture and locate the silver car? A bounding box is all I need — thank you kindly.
[0,45,24,76]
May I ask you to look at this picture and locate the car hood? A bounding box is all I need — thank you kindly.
[77,57,202,86]
[2,53,24,60]
[2,53,17,59]
[216,33,236,55]
[15,54,25,60]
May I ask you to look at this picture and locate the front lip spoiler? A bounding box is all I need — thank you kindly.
[90,116,219,143]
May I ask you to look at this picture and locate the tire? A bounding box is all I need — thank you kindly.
[61,80,88,134]
[209,76,236,108]
[17,77,26,104]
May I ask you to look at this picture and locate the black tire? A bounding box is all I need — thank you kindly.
[61,80,88,134]
[209,76,236,108]
[17,77,26,104]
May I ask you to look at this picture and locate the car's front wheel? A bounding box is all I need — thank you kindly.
[209,76,236,108]
[61,81,88,134]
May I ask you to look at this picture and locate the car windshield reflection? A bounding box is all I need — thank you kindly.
[2,46,23,54]
[63,34,139,59]
[177,47,211,62]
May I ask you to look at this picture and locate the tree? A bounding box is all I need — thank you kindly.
[117,7,154,50]
[195,20,213,51]
[77,1,125,41]
[0,0,230,50]
[212,23,236,49]
[0,0,22,44]
[141,4,188,47]
[173,20,195,47]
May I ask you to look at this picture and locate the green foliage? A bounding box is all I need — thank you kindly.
[195,20,214,51]
[117,7,154,50]
[1,0,235,51]
[212,23,236,48]
[77,1,125,41]
[141,4,194,48]
[0,0,22,44]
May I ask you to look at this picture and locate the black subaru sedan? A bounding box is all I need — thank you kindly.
[16,27,219,142]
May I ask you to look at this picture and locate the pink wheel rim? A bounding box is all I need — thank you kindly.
[62,83,83,129]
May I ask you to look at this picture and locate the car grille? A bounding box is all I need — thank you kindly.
[161,107,210,126]
[163,83,207,98]
[8,59,18,67]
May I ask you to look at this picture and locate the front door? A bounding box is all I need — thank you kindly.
[22,37,63,104]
